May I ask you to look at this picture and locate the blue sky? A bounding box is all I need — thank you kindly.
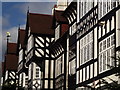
[2,2,56,30]
[1,2,56,62]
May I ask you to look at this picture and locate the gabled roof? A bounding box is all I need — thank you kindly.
[27,13,54,36]
[54,10,68,23]
[8,43,17,54]
[5,54,18,71]
[18,29,26,48]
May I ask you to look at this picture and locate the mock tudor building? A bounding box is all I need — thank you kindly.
[58,0,120,90]
[50,9,69,90]
[2,0,120,90]
[52,0,120,90]
[25,12,54,90]
[2,43,18,89]
[76,0,120,90]
[17,29,28,89]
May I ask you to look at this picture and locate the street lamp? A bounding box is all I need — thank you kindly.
[6,32,11,42]
[6,32,11,53]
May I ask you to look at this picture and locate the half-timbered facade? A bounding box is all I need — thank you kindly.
[25,12,54,90]
[50,3,70,89]
[3,43,18,89]
[2,1,120,90]
[63,1,77,90]
[75,0,120,90]
[17,29,28,89]
[54,0,120,90]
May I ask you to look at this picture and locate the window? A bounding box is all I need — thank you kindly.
[36,68,40,78]
[103,52,106,70]
[107,37,110,48]
[99,54,103,72]
[55,25,60,41]
[36,70,39,77]
[103,40,106,50]
[69,59,76,75]
[55,55,63,77]
[107,50,110,69]
[111,35,115,46]
[111,47,115,66]
[100,42,102,52]
[79,0,93,19]
[25,76,28,86]
[70,23,76,35]
[80,31,93,65]
[98,0,117,19]
[99,34,115,73]
[87,45,89,60]
[81,49,83,64]
[84,47,87,62]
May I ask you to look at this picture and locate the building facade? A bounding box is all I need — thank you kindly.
[2,43,19,90]
[2,0,120,90]
[25,12,54,90]
[17,29,28,89]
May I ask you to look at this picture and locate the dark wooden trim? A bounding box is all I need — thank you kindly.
[114,13,117,67]
[98,29,115,42]
[77,5,98,25]
[77,24,98,42]
[76,59,98,71]
[76,67,119,88]
[53,59,55,89]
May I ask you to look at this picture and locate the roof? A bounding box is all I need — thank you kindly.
[28,13,54,36]
[18,29,26,48]
[5,54,18,71]
[7,43,17,54]
[54,10,68,23]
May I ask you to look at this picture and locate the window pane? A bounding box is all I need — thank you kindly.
[107,37,110,48]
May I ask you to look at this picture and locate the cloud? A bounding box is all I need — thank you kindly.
[14,2,56,15]
[2,16,10,28]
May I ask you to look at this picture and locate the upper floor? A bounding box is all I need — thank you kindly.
[25,12,54,67]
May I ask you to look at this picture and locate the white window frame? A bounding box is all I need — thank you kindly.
[79,31,93,65]
[99,34,115,73]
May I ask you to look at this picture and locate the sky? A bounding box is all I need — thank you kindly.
[1,1,57,62]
